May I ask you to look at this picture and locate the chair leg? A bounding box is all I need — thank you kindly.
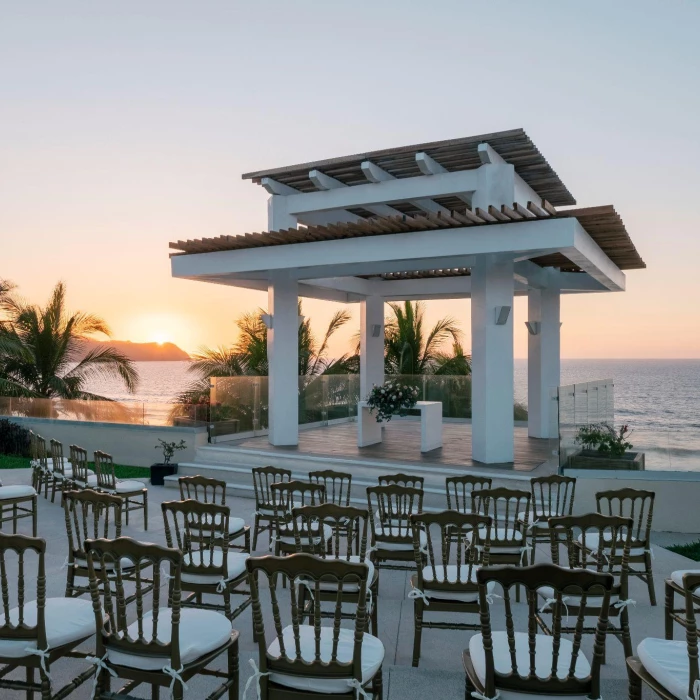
[50,477,57,504]
[371,579,379,637]
[40,665,51,700]
[620,609,633,659]
[372,667,383,700]
[245,527,251,554]
[65,564,75,598]
[151,684,160,700]
[26,665,34,700]
[627,662,643,700]
[125,497,130,526]
[665,582,674,640]
[412,600,423,667]
[143,491,149,531]
[13,503,18,534]
[252,515,260,551]
[31,496,37,537]
[229,636,239,700]
[644,552,656,606]
[530,531,537,565]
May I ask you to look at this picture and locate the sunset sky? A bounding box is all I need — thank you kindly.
[2,1,699,359]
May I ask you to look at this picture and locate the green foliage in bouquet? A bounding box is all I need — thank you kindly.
[365,381,420,423]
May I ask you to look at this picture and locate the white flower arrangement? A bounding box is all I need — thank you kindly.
[365,381,420,423]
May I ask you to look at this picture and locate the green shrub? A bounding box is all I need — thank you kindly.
[0,419,31,457]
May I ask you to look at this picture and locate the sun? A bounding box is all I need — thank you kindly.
[152,333,169,346]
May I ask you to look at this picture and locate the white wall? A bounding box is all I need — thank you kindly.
[568,469,700,534]
[6,417,208,467]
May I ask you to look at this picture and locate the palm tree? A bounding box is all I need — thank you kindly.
[0,282,139,400]
[384,301,466,375]
[175,301,354,404]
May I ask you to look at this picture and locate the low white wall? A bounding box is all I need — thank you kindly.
[5,416,208,468]
[567,469,700,534]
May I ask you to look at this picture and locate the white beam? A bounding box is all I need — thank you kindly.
[416,152,446,176]
[283,169,479,215]
[309,169,402,217]
[359,160,449,215]
[477,142,507,166]
[415,153,470,204]
[566,220,626,291]
[514,261,548,289]
[261,177,299,196]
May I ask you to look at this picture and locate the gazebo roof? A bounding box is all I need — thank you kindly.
[169,204,645,275]
[242,128,576,208]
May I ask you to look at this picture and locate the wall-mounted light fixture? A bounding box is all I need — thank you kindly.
[371,324,382,338]
[525,321,541,336]
[494,306,511,325]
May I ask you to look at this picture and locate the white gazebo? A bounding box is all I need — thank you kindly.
[170,128,645,465]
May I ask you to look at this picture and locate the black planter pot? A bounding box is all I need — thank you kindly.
[150,463,178,486]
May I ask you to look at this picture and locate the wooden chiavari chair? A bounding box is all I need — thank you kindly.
[464,563,614,700]
[49,438,73,503]
[270,481,326,558]
[245,552,384,700]
[94,450,148,530]
[308,469,352,507]
[69,444,99,489]
[251,466,292,550]
[445,474,492,514]
[85,536,239,700]
[178,475,250,552]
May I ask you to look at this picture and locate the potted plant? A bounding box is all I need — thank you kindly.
[150,439,187,485]
[365,381,420,423]
[567,423,645,471]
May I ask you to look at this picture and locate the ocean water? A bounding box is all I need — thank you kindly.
[85,359,700,471]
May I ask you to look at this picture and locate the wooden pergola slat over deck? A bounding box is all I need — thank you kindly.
[169,202,646,274]
[241,128,576,207]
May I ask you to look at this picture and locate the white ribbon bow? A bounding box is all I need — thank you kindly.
[163,665,188,699]
[242,659,270,700]
[471,690,500,700]
[408,589,431,606]
[25,646,51,682]
[613,599,637,610]
[485,592,502,605]
[269,534,279,552]
[539,596,570,621]
[347,677,370,699]
[520,545,532,565]
[527,519,540,531]
[692,678,700,700]
[60,557,71,571]
[86,654,118,699]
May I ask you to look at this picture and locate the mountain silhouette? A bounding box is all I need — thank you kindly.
[80,339,190,361]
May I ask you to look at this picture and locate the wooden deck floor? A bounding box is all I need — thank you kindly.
[225,420,552,472]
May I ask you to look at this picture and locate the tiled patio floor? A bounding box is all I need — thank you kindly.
[0,468,693,699]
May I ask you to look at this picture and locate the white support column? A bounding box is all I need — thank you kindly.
[267,275,299,446]
[267,195,298,231]
[471,256,515,463]
[360,295,384,398]
[527,281,561,438]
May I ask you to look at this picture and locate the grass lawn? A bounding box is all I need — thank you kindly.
[0,454,150,480]
[668,541,700,562]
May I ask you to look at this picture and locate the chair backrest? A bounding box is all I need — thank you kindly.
[69,445,91,485]
[548,513,633,595]
[367,484,423,544]
[85,537,182,667]
[162,499,230,582]
[411,511,492,595]
[530,475,576,520]
[50,438,69,475]
[247,553,369,686]
[308,470,352,507]
[475,563,613,700]
[0,533,47,649]
[445,475,493,513]
[94,451,117,490]
[595,488,655,547]
[291,503,369,560]
[377,473,424,490]
[252,466,292,509]
[28,430,38,461]
[271,481,326,534]
[178,475,226,505]
[63,489,123,564]
[472,487,531,547]
[679,572,700,699]
[34,434,49,470]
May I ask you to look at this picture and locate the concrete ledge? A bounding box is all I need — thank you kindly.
[3,415,208,467]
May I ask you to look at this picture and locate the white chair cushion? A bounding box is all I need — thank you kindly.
[107,608,232,671]
[0,598,96,657]
[374,528,427,551]
[317,556,375,592]
[181,551,248,586]
[0,485,36,499]
[637,637,690,700]
[577,532,646,556]
[467,528,524,554]
[53,469,73,479]
[374,504,419,525]
[670,569,700,588]
[420,565,495,602]
[469,631,591,700]
[74,474,99,487]
[193,515,246,536]
[536,585,618,610]
[267,625,384,693]
[114,480,146,493]
[74,555,136,572]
